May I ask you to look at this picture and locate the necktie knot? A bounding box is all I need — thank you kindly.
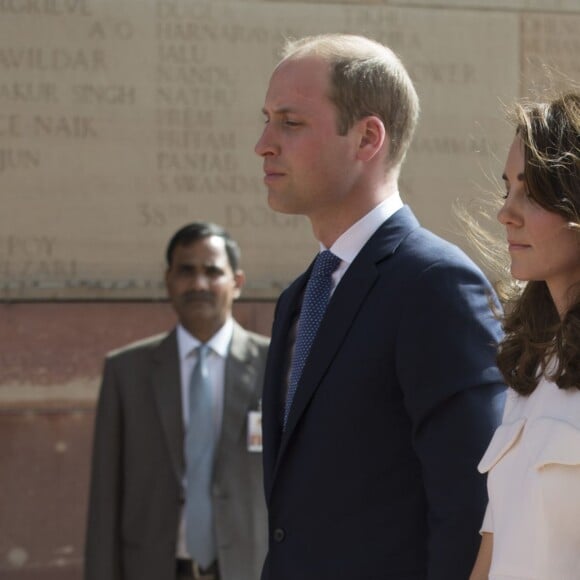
[194,343,209,374]
[312,250,341,279]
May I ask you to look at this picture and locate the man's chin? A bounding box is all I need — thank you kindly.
[268,193,299,215]
[180,313,221,341]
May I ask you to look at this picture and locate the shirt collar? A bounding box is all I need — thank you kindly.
[177,317,234,361]
[324,194,403,264]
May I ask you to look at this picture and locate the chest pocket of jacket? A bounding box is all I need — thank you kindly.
[529,417,580,535]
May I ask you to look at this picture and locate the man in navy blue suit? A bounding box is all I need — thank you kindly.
[255,34,506,579]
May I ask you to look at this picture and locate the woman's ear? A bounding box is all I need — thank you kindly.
[356,115,388,162]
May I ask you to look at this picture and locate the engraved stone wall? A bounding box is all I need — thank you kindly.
[1,0,577,300]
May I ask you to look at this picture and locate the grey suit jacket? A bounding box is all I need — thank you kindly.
[85,321,269,580]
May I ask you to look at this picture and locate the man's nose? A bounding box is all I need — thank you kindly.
[189,273,209,291]
[255,124,277,157]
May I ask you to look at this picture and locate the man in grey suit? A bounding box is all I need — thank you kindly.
[84,222,269,580]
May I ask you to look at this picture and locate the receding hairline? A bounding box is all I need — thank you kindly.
[275,33,420,169]
[280,34,399,64]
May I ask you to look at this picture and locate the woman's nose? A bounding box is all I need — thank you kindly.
[497,194,521,227]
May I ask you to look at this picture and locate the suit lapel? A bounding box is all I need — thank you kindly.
[151,329,184,484]
[216,322,259,466]
[272,207,420,481]
[262,269,308,495]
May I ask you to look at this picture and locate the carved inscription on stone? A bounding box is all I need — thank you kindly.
[149,1,318,296]
[342,7,519,250]
[0,1,565,298]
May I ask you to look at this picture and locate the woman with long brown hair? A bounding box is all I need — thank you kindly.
[470,91,580,579]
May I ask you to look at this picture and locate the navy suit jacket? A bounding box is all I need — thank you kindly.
[261,206,505,580]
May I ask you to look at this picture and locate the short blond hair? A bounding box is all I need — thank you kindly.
[281,34,420,169]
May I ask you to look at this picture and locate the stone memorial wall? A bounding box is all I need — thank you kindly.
[1,0,577,300]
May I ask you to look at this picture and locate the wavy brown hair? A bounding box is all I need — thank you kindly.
[498,92,580,395]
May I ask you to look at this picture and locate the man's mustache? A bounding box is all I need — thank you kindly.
[181,290,214,303]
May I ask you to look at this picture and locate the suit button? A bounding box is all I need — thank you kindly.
[273,528,285,542]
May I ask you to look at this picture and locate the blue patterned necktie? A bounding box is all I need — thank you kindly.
[283,250,341,428]
[185,344,216,568]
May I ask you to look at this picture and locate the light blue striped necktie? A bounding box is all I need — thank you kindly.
[283,250,341,428]
[185,343,216,568]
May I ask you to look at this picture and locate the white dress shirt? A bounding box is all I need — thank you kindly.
[326,193,403,292]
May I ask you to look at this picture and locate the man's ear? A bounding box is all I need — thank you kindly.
[233,270,245,300]
[356,115,388,162]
